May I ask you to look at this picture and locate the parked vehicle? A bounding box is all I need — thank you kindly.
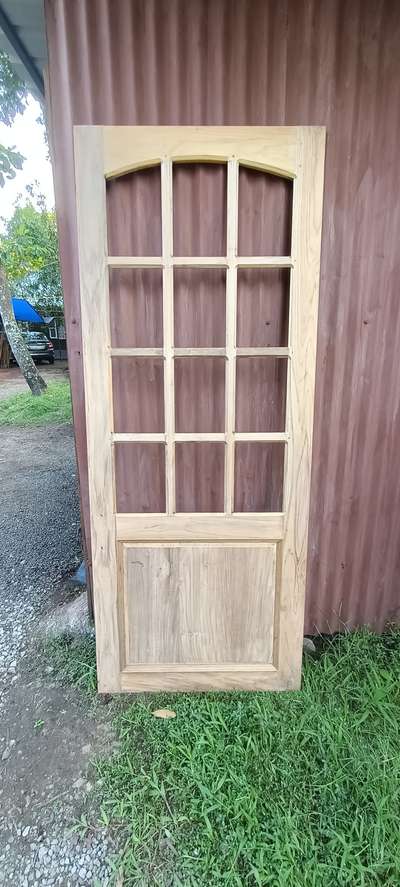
[24,331,55,364]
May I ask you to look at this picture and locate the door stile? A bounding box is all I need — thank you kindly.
[277,127,326,686]
[74,126,122,692]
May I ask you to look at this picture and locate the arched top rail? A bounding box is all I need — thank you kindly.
[105,156,294,181]
[90,125,312,181]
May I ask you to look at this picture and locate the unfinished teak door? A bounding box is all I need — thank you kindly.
[74,126,325,692]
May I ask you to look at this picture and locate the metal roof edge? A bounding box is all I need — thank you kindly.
[0,1,45,98]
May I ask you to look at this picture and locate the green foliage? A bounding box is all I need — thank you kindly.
[90,630,400,886]
[0,193,62,313]
[0,50,27,187]
[0,143,24,187]
[0,381,72,425]
[0,49,28,125]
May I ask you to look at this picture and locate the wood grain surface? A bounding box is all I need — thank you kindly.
[124,544,276,665]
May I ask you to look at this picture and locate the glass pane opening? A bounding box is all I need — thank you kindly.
[175,357,225,433]
[238,165,292,256]
[237,268,290,348]
[175,443,225,512]
[173,162,227,256]
[236,357,287,433]
[234,443,285,512]
[106,165,162,256]
[112,357,164,433]
[114,443,165,512]
[174,268,226,347]
[110,268,163,348]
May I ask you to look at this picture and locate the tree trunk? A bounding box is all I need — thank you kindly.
[0,332,11,368]
[0,267,47,396]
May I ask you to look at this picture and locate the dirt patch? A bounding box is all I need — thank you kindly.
[0,661,117,885]
[0,360,69,401]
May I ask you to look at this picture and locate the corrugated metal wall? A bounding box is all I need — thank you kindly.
[45,0,400,633]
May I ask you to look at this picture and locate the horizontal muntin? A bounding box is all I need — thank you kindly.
[110,347,164,357]
[112,432,289,443]
[113,432,166,442]
[174,347,226,357]
[107,255,293,269]
[108,256,163,268]
[234,432,289,441]
[175,432,226,441]
[110,346,290,358]
[236,347,290,358]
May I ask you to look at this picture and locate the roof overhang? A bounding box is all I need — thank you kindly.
[0,0,46,99]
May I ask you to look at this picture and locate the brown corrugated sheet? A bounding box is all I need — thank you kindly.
[44,0,400,633]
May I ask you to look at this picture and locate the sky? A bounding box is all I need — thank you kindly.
[0,95,55,229]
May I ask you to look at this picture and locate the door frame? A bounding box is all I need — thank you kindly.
[74,126,326,692]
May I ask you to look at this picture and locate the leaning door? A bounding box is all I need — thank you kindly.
[74,126,325,692]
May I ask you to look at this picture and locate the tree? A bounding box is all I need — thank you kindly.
[0,52,46,394]
[0,192,62,316]
[0,142,23,186]
[0,267,46,394]
[0,50,28,125]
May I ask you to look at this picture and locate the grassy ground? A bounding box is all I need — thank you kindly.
[50,630,400,886]
[45,635,97,694]
[0,381,72,425]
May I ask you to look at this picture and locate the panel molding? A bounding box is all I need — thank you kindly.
[123,544,276,667]
[122,663,277,673]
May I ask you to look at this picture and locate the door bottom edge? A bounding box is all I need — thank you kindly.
[117,666,292,693]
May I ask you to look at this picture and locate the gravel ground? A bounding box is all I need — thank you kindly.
[0,424,117,886]
[0,424,80,674]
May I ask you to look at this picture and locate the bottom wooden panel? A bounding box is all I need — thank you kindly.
[122,543,276,670]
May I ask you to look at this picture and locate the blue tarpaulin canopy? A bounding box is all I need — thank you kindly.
[12,298,45,324]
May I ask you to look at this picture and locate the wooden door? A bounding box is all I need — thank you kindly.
[74,126,325,692]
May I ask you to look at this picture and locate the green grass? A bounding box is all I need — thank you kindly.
[0,380,72,425]
[45,634,97,694]
[51,630,400,885]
